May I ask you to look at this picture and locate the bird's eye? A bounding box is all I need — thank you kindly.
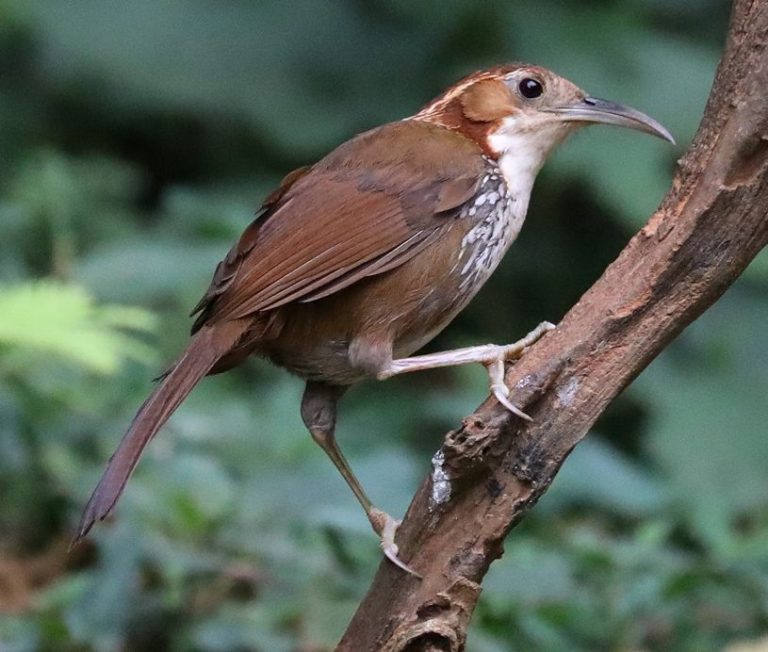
[519,78,543,99]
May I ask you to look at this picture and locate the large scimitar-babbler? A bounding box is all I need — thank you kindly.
[74,63,674,577]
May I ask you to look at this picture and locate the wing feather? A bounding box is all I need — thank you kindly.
[192,121,485,330]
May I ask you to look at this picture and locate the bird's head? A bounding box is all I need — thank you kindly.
[414,63,674,172]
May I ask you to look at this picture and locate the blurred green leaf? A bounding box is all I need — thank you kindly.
[544,438,668,516]
[0,281,156,374]
[636,288,768,548]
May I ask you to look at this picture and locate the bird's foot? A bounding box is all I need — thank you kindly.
[368,507,422,578]
[483,321,556,420]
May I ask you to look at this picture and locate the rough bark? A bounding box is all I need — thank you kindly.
[339,1,768,649]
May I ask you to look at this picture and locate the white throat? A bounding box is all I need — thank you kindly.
[487,117,568,212]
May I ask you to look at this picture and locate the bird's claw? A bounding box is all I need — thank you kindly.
[487,359,532,420]
[483,322,556,420]
[369,508,422,578]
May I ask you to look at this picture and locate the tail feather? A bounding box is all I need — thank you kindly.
[73,321,247,545]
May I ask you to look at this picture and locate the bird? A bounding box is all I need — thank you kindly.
[74,63,674,575]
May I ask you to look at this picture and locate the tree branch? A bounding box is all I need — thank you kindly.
[339,1,768,649]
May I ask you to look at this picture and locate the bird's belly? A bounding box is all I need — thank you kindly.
[266,258,501,385]
[264,246,473,384]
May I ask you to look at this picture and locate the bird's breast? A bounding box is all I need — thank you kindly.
[386,162,529,356]
[453,161,529,296]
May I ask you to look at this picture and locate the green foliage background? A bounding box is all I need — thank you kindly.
[1,1,766,650]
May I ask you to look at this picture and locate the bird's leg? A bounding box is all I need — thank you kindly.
[300,381,420,577]
[377,321,555,420]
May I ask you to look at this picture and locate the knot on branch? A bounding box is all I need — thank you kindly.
[440,412,508,479]
[383,577,481,652]
[724,133,768,188]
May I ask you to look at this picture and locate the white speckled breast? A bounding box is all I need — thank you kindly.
[455,157,531,297]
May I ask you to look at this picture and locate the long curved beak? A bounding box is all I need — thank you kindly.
[545,96,675,144]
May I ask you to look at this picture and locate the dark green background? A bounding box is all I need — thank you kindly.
[2,1,767,650]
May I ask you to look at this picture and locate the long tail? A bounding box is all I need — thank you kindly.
[73,320,248,544]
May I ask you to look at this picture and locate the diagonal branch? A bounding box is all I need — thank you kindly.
[338,0,768,650]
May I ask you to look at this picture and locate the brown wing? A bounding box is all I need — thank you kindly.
[189,165,312,321]
[192,120,485,331]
